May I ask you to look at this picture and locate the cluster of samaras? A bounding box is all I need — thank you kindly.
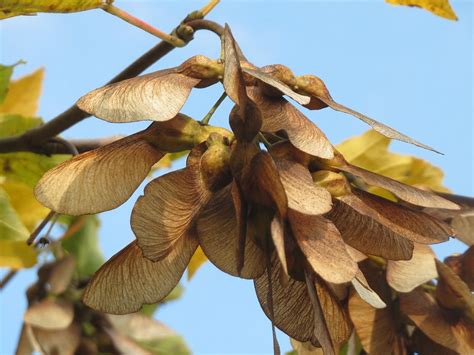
[34,26,473,354]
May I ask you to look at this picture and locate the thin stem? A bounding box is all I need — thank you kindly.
[199,0,220,16]
[258,132,272,149]
[185,19,224,37]
[27,211,56,245]
[0,270,17,289]
[201,92,227,124]
[50,137,79,156]
[102,5,186,47]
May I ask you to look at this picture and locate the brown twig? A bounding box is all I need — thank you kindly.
[0,269,17,289]
[0,15,223,155]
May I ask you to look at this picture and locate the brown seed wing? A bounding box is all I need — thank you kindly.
[77,68,199,123]
[132,165,210,261]
[35,129,164,215]
[248,87,334,159]
[289,211,358,284]
[197,184,265,279]
[326,199,414,260]
[83,240,197,314]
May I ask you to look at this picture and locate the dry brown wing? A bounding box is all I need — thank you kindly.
[32,322,81,355]
[340,190,452,244]
[83,240,197,314]
[77,68,200,123]
[35,128,164,215]
[400,289,474,353]
[349,291,406,354]
[297,74,439,153]
[23,299,74,330]
[242,67,310,105]
[386,243,437,293]
[196,184,266,279]
[132,165,211,262]
[248,87,334,159]
[335,158,459,209]
[326,199,414,260]
[289,211,358,284]
[254,257,318,345]
[274,157,332,216]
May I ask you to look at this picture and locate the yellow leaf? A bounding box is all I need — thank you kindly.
[151,151,189,173]
[386,0,457,21]
[337,130,449,193]
[0,186,29,241]
[187,246,208,280]
[2,180,49,231]
[0,0,108,19]
[0,68,44,116]
[0,240,37,268]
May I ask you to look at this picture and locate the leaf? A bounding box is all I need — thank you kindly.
[386,0,457,20]
[61,216,104,278]
[0,152,68,188]
[0,186,38,268]
[0,68,43,116]
[337,130,449,193]
[0,113,42,138]
[0,62,19,103]
[0,0,108,19]
[187,246,207,280]
[0,239,36,268]
[151,151,188,172]
[2,180,49,231]
[0,186,29,240]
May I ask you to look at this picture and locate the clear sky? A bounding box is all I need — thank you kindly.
[0,1,472,354]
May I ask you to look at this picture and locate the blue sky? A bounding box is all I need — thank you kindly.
[0,1,472,354]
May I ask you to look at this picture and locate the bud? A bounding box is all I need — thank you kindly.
[295,74,330,110]
[200,133,232,191]
[146,114,232,152]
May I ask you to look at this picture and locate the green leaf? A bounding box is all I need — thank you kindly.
[0,186,28,240]
[0,186,37,268]
[0,152,69,187]
[0,113,69,188]
[0,65,14,104]
[0,113,42,138]
[0,0,110,19]
[61,216,104,278]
